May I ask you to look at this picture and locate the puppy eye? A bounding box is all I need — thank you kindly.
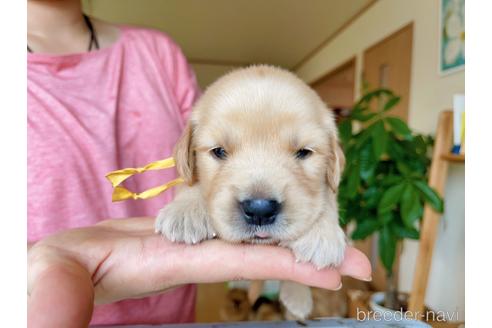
[295,148,313,160]
[211,147,227,160]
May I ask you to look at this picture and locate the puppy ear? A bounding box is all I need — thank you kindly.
[326,136,345,193]
[173,122,196,185]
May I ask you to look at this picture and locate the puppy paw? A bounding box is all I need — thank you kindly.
[155,186,215,244]
[287,221,346,269]
[279,281,313,320]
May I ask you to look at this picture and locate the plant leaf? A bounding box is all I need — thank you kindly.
[350,105,368,120]
[359,142,376,181]
[414,135,429,156]
[378,211,393,225]
[387,137,406,160]
[344,144,357,164]
[351,220,380,240]
[386,117,413,140]
[413,180,444,212]
[378,183,406,214]
[400,183,423,227]
[381,174,404,187]
[396,161,412,176]
[355,122,377,148]
[391,223,420,240]
[346,162,361,197]
[378,225,397,272]
[383,96,401,112]
[338,119,352,146]
[352,111,378,122]
[357,88,394,106]
[362,186,380,208]
[338,207,347,226]
[371,120,388,158]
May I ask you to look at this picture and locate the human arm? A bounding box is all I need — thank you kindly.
[27,217,371,328]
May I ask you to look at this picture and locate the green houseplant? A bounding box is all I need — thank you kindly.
[337,88,444,310]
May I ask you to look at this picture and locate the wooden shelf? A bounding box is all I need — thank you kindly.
[441,153,465,163]
[409,111,452,314]
[409,110,464,316]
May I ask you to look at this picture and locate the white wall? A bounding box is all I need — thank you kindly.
[295,0,465,319]
[191,63,238,90]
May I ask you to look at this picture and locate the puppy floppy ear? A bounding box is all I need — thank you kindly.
[173,122,196,185]
[326,136,345,193]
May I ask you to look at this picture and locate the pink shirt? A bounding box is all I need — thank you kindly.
[28,26,200,325]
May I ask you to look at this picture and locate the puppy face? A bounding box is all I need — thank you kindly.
[175,66,344,244]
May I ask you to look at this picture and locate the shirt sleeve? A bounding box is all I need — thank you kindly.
[165,39,201,122]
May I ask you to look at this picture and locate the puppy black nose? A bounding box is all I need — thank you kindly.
[240,199,281,226]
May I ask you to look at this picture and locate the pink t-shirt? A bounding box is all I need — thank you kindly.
[28,26,200,325]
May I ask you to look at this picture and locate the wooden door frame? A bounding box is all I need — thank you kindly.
[359,22,414,291]
[310,57,357,90]
[362,22,414,58]
[362,22,414,122]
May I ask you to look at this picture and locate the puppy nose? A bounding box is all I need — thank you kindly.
[240,199,281,226]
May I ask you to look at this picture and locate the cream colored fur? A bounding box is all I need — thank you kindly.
[155,65,346,319]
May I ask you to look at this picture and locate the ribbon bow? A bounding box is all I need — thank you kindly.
[105,157,183,202]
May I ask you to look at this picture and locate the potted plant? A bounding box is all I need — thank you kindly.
[337,88,444,311]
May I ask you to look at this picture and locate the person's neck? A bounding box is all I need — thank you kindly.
[28,0,85,38]
[27,0,95,54]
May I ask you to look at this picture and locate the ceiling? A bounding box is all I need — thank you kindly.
[84,0,373,69]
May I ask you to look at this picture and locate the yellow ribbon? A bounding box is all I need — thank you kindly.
[105,157,183,202]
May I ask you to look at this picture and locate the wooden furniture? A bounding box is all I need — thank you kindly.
[408,110,464,315]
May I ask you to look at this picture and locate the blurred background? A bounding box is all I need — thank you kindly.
[82,0,465,326]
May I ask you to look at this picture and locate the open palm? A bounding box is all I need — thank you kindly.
[28,217,371,328]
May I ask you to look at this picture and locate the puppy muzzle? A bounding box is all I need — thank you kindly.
[239,198,281,226]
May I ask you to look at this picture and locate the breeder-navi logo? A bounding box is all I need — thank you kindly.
[357,308,460,322]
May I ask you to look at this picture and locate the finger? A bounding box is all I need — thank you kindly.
[28,261,94,328]
[98,237,371,304]
[164,240,363,290]
[95,217,155,233]
[182,242,372,285]
[338,246,372,281]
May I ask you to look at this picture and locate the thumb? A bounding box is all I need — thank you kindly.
[28,258,94,328]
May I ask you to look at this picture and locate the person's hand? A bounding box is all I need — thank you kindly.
[27,217,371,328]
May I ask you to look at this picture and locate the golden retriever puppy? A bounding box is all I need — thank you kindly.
[155,65,346,319]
